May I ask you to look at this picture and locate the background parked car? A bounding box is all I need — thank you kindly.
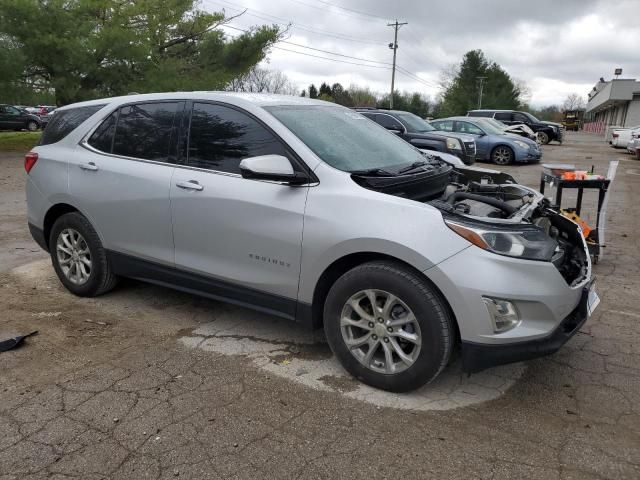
[611,126,640,149]
[0,104,42,131]
[628,137,640,159]
[355,108,476,164]
[431,116,541,165]
[468,109,563,145]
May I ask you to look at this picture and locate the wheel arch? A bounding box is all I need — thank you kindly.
[307,252,460,343]
[42,203,80,248]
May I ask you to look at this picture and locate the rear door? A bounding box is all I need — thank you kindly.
[70,101,182,265]
[169,102,308,313]
[494,111,514,125]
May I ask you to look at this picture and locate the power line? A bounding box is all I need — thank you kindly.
[225,25,391,66]
[272,46,392,69]
[204,0,387,46]
[284,0,388,22]
[396,65,439,89]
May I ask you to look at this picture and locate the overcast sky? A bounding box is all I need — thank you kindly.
[206,0,640,107]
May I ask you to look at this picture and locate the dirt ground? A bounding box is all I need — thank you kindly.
[1,133,639,479]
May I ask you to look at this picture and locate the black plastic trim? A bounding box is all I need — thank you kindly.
[28,223,48,252]
[461,284,591,373]
[107,250,304,323]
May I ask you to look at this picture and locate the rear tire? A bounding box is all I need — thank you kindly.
[49,212,118,297]
[323,261,454,392]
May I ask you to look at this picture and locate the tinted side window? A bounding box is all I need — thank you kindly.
[468,111,492,117]
[40,105,105,145]
[87,111,117,153]
[513,113,530,123]
[187,103,287,174]
[375,114,403,130]
[112,102,180,162]
[494,112,511,121]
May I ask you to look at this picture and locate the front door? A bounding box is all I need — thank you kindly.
[170,102,308,315]
[69,101,182,265]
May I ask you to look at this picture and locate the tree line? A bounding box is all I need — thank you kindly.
[0,2,585,122]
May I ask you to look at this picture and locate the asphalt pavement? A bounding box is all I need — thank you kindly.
[1,132,639,479]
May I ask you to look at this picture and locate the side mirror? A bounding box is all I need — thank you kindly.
[239,155,309,185]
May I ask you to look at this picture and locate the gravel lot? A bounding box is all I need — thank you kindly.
[1,132,639,479]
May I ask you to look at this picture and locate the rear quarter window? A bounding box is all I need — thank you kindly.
[40,105,105,145]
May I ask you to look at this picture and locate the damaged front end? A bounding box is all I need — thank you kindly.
[352,161,591,289]
[431,169,591,289]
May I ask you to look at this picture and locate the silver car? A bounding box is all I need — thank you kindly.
[25,93,598,392]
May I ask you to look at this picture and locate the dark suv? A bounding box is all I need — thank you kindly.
[467,109,563,145]
[0,104,42,131]
[356,108,476,164]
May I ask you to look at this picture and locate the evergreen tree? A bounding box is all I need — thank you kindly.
[308,84,318,99]
[318,82,332,97]
[0,0,281,105]
[439,50,524,117]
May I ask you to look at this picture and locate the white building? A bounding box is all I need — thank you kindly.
[586,78,640,128]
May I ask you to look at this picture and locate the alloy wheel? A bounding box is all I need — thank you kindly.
[492,147,513,165]
[537,132,549,144]
[56,228,92,285]
[340,289,422,374]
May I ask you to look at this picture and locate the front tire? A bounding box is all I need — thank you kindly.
[323,261,454,392]
[537,131,550,144]
[491,146,514,165]
[26,121,39,132]
[49,212,118,297]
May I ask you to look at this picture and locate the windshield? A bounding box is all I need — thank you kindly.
[267,105,427,172]
[483,118,508,130]
[469,119,506,135]
[393,112,436,132]
[524,112,540,123]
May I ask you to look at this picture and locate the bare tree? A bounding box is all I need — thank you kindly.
[227,67,297,95]
[563,93,586,111]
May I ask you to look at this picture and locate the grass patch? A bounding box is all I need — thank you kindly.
[0,131,41,153]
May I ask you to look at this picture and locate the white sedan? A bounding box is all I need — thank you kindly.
[611,126,640,148]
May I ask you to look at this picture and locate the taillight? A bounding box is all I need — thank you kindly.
[612,133,619,138]
[25,152,38,173]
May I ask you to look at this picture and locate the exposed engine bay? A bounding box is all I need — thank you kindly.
[351,159,590,287]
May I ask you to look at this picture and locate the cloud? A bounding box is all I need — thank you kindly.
[210,0,640,107]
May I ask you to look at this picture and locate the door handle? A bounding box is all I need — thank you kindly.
[79,162,99,171]
[176,180,204,191]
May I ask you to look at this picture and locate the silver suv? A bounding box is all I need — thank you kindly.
[26,93,598,392]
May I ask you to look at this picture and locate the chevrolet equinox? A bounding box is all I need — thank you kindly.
[26,93,598,392]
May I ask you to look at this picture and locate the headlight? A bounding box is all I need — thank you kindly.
[514,140,529,150]
[446,138,463,151]
[444,218,558,261]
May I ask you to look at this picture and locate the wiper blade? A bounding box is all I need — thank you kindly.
[350,168,396,176]
[397,161,428,174]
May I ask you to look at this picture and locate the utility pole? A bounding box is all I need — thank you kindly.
[477,76,487,109]
[387,20,407,109]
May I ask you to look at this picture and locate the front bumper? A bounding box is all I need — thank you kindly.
[461,282,593,372]
[451,149,476,165]
[515,147,542,163]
